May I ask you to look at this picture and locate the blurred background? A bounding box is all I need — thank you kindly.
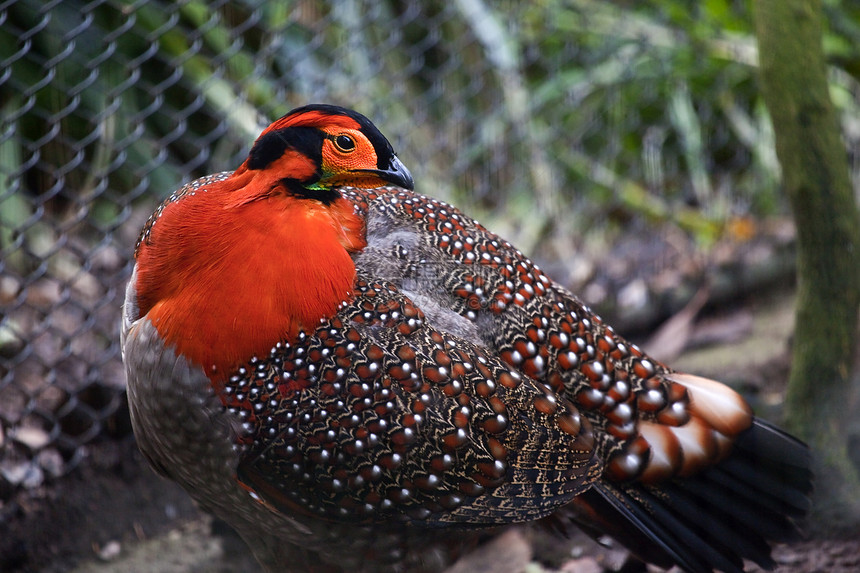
[1,1,859,571]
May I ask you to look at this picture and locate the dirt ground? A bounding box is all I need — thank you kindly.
[2,232,859,572]
[3,426,859,573]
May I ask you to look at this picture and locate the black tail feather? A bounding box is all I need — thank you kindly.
[646,481,775,569]
[571,483,710,572]
[564,419,813,573]
[672,470,798,541]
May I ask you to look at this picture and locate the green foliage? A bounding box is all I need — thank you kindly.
[2,0,860,257]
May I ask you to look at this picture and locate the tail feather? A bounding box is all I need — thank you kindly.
[569,484,698,572]
[641,480,775,570]
[673,469,797,541]
[716,421,812,515]
[709,458,810,520]
[565,418,812,573]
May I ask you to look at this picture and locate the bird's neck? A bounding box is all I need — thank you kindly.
[134,182,365,383]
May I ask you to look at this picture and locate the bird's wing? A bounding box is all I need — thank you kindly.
[233,273,600,527]
[346,186,757,483]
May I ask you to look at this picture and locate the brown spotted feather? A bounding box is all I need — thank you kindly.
[226,274,598,526]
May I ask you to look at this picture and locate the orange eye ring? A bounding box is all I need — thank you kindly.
[332,134,356,153]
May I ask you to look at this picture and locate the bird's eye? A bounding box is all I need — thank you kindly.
[333,134,356,153]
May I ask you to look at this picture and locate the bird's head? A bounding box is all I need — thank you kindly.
[234,103,413,201]
[132,104,411,380]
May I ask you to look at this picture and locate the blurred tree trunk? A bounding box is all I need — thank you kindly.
[753,0,860,529]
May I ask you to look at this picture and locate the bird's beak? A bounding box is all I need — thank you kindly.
[357,154,414,190]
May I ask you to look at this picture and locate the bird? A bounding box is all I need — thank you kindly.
[122,104,811,573]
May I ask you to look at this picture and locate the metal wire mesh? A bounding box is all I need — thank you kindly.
[0,0,856,494]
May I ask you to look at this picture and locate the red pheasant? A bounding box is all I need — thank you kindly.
[122,104,811,573]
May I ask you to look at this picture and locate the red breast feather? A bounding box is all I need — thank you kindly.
[134,169,365,382]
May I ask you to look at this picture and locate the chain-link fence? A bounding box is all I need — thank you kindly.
[1,0,858,498]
